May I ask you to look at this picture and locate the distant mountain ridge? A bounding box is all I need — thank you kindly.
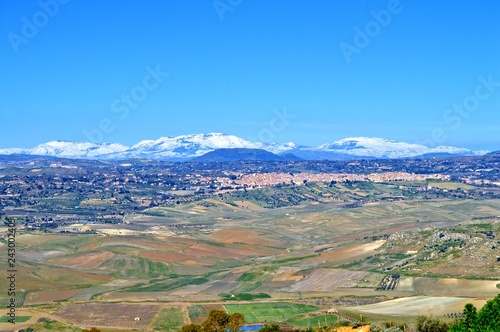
[0,133,489,161]
[192,148,301,162]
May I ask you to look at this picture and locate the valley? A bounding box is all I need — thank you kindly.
[0,154,499,331]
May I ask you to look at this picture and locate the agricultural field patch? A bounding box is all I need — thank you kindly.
[98,254,172,279]
[55,303,159,329]
[284,269,370,292]
[153,307,186,332]
[171,280,240,294]
[49,251,115,269]
[225,302,319,323]
[286,314,338,327]
[25,289,83,305]
[188,304,208,324]
[0,292,26,307]
[0,315,31,323]
[184,243,263,259]
[208,229,285,247]
[412,277,500,297]
[427,182,476,190]
[141,250,217,266]
[17,249,64,263]
[310,241,386,264]
[347,296,487,317]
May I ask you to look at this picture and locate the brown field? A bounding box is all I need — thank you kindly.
[162,236,199,246]
[272,268,307,282]
[104,292,159,302]
[184,243,262,259]
[65,270,114,281]
[155,294,221,302]
[348,296,487,317]
[55,303,160,329]
[284,269,370,292]
[25,289,83,305]
[208,229,284,247]
[395,277,415,292]
[171,280,240,294]
[140,250,216,266]
[310,240,386,264]
[50,252,115,269]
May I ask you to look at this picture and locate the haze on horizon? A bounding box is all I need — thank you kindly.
[1,1,499,151]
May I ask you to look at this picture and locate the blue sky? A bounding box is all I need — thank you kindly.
[1,0,499,150]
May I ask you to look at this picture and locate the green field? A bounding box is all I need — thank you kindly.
[225,302,319,323]
[0,315,31,323]
[153,307,185,331]
[0,292,26,307]
[286,314,338,327]
[188,304,207,319]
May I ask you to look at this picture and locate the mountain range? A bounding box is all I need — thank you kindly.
[0,133,489,161]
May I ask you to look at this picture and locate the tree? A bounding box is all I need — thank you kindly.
[181,324,203,332]
[450,294,500,332]
[462,303,478,330]
[202,310,230,332]
[228,313,246,332]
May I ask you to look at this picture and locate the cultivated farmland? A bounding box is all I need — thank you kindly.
[225,302,319,323]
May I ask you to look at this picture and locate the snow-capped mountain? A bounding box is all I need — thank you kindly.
[0,134,487,161]
[304,137,480,159]
[106,133,297,160]
[0,141,129,159]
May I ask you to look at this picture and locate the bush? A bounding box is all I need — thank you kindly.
[335,319,350,327]
[416,315,451,332]
[351,321,363,328]
[258,323,281,332]
[382,328,403,332]
[369,323,385,332]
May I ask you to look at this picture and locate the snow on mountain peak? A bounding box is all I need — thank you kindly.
[0,134,488,160]
[316,137,475,158]
[28,141,129,158]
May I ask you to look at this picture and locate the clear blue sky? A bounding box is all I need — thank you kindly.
[1,0,499,150]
